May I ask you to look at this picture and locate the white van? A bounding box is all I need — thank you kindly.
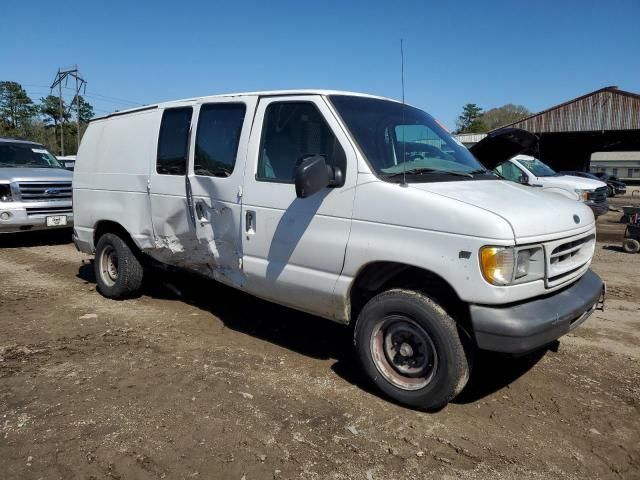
[73,91,604,409]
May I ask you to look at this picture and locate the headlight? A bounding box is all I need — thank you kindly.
[480,246,544,286]
[574,189,590,202]
[479,247,514,285]
[0,184,12,202]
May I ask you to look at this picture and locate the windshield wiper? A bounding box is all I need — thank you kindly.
[384,167,473,179]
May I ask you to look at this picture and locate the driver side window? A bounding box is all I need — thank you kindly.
[495,161,526,183]
[257,102,346,183]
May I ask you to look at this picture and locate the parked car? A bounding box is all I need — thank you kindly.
[0,137,73,233]
[73,91,604,410]
[473,130,608,217]
[592,172,627,197]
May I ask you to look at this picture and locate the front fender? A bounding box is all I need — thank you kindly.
[541,187,578,201]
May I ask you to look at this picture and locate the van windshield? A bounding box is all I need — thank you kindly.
[516,157,558,177]
[329,95,494,182]
[0,144,63,169]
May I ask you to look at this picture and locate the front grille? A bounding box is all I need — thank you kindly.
[545,232,595,288]
[17,182,72,201]
[25,206,72,216]
[590,186,608,203]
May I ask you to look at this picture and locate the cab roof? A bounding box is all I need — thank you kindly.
[0,137,44,147]
[91,90,401,121]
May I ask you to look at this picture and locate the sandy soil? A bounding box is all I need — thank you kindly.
[1,212,639,479]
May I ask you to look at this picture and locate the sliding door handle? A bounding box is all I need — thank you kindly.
[245,211,255,234]
[195,202,209,224]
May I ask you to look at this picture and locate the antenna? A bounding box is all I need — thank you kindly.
[400,39,407,186]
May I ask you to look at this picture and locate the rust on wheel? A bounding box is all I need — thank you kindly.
[369,314,438,391]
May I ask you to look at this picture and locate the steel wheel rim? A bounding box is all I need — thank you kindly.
[370,314,438,391]
[99,245,118,287]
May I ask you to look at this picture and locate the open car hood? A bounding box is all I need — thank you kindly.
[469,127,538,169]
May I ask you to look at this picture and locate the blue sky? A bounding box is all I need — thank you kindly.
[2,0,639,129]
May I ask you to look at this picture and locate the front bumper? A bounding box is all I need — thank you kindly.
[470,270,604,354]
[0,205,73,233]
[586,200,608,217]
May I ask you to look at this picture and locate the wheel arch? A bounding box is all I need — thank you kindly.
[94,220,134,246]
[348,261,471,333]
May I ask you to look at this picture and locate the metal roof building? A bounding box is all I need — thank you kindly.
[496,86,640,171]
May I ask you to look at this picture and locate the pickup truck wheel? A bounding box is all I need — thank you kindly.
[354,289,470,410]
[623,238,640,254]
[95,233,144,298]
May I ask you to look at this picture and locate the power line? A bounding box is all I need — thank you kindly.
[80,91,143,106]
[22,83,144,107]
[23,89,123,116]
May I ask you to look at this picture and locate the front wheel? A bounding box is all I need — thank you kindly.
[95,232,144,299]
[354,289,470,410]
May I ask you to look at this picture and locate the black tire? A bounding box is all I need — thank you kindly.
[94,232,144,299]
[354,289,470,410]
[623,238,640,254]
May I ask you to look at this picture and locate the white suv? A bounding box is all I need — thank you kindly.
[73,91,604,409]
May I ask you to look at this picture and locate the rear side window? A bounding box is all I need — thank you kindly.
[194,103,246,177]
[257,102,346,183]
[157,107,192,175]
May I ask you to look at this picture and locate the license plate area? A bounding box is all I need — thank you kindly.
[46,215,67,227]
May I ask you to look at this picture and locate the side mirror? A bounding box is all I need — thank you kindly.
[518,174,529,185]
[294,155,343,198]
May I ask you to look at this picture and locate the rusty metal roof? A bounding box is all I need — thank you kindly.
[496,86,640,133]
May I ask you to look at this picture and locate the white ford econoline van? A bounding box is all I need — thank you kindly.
[73,91,604,409]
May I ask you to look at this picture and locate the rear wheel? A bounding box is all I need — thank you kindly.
[354,289,470,410]
[95,233,144,298]
[623,238,640,254]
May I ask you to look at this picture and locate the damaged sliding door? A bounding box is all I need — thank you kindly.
[186,97,256,286]
[148,106,198,268]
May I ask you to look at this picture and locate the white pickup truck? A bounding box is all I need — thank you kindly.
[0,138,73,233]
[73,90,604,409]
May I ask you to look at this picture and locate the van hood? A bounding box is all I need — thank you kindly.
[0,167,72,183]
[469,128,538,169]
[539,175,607,191]
[410,179,594,242]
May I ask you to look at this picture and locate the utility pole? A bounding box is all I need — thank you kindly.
[50,66,87,155]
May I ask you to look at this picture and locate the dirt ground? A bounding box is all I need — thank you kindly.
[1,194,639,479]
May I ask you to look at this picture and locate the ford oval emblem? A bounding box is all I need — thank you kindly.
[573,215,580,224]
